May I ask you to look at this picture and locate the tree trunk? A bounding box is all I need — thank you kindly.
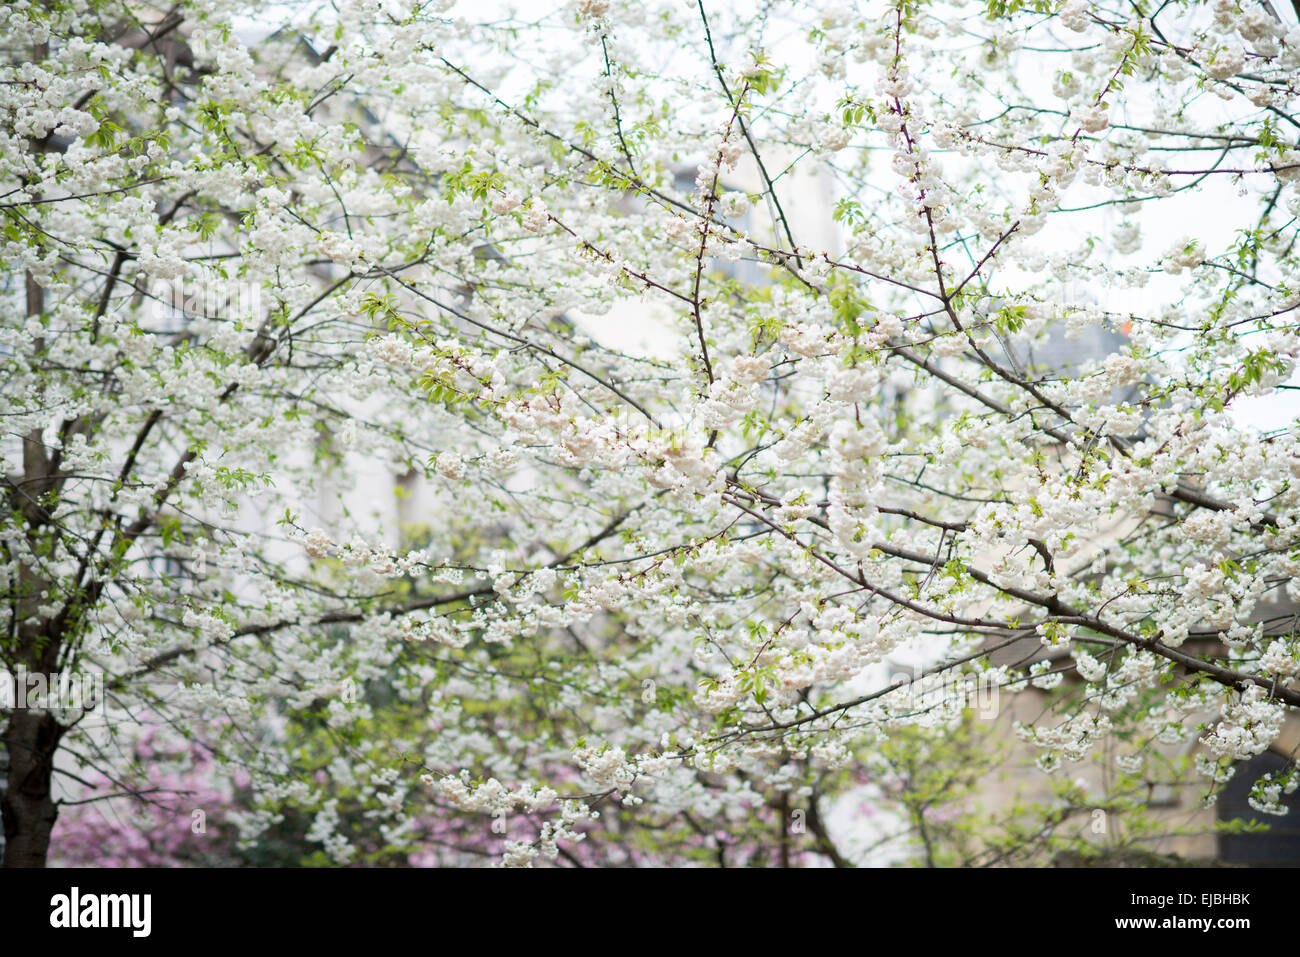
[2,257,65,868]
[1,708,64,868]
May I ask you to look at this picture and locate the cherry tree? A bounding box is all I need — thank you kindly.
[3,0,1300,868]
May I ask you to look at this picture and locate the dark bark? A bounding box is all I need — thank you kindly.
[1,708,64,868]
[806,796,855,868]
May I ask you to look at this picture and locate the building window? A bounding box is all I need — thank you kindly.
[1216,750,1300,866]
